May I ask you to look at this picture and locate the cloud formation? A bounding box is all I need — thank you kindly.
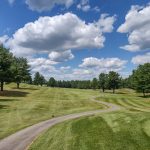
[97,14,116,33]
[77,0,91,12]
[48,50,74,62]
[118,3,150,52]
[6,13,116,57]
[79,57,127,71]
[25,0,73,12]
[0,35,9,45]
[68,57,128,79]
[1,12,117,80]
[28,57,58,75]
[28,56,127,80]
[131,52,150,65]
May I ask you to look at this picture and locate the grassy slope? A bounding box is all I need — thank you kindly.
[29,89,150,150]
[0,83,105,139]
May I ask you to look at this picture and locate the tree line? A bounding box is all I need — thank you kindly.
[33,63,150,97]
[0,45,150,96]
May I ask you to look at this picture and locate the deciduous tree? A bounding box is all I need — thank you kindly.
[131,63,150,97]
[12,57,30,88]
[0,46,13,91]
[99,73,108,92]
[108,71,120,93]
[48,77,56,87]
[91,78,98,90]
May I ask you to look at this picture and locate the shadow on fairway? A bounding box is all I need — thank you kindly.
[116,92,127,94]
[103,91,126,95]
[0,99,20,102]
[0,90,29,97]
[0,104,8,109]
[138,95,150,98]
[12,87,38,91]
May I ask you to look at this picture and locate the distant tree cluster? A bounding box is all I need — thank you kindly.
[33,71,121,93]
[33,63,150,97]
[98,64,150,96]
[33,72,46,86]
[99,71,120,93]
[0,45,31,91]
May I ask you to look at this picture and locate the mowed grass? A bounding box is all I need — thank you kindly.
[95,88,150,112]
[0,83,105,139]
[29,89,150,150]
[29,112,150,150]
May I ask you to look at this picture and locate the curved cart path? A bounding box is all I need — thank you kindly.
[0,97,121,150]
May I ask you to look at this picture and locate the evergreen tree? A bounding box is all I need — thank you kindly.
[39,75,46,86]
[33,72,41,85]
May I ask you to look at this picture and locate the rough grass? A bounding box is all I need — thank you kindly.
[29,89,150,150]
[0,83,105,139]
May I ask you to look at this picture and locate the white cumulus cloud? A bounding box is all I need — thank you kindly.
[28,56,128,80]
[28,57,58,76]
[0,35,9,45]
[79,57,127,71]
[6,12,116,57]
[77,0,91,12]
[131,52,150,65]
[48,50,74,62]
[96,14,116,33]
[25,0,73,12]
[117,3,150,52]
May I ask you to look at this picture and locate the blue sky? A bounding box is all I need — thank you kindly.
[0,0,150,80]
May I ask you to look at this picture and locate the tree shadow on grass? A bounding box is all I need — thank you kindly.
[0,104,8,109]
[116,92,127,94]
[103,91,126,95]
[12,87,38,91]
[0,90,29,97]
[0,99,19,102]
[138,95,150,98]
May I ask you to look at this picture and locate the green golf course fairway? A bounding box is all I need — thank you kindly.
[0,83,105,139]
[29,89,150,150]
[0,84,150,150]
[29,112,150,150]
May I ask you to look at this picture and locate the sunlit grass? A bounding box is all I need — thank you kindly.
[29,88,150,150]
[0,83,104,139]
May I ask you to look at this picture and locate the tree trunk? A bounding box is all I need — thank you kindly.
[113,88,115,94]
[102,87,105,92]
[17,82,20,89]
[143,89,145,97]
[1,81,4,91]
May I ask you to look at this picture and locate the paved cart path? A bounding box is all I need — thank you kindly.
[0,97,121,150]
